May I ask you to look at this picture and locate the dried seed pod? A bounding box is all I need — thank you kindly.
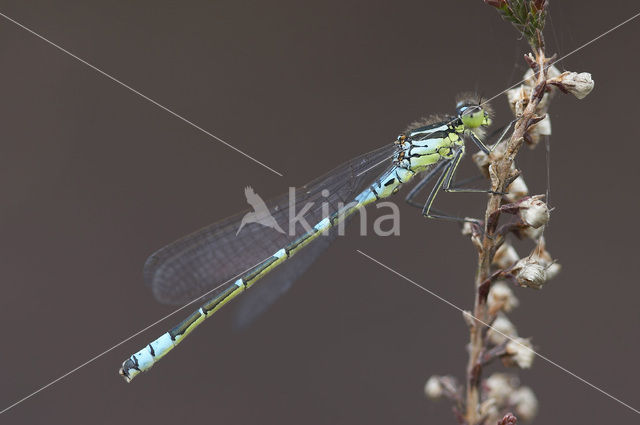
[531,237,562,281]
[480,399,500,424]
[461,221,483,250]
[544,262,562,280]
[472,150,491,179]
[518,196,550,229]
[493,243,520,269]
[520,224,545,241]
[485,373,518,404]
[462,310,476,328]
[506,82,552,147]
[488,281,520,313]
[488,313,518,345]
[505,338,535,369]
[512,257,548,289]
[505,175,529,203]
[507,85,530,117]
[526,113,552,148]
[424,376,443,400]
[509,386,539,422]
[555,71,595,99]
[507,66,559,149]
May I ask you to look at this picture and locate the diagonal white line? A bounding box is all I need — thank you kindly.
[0,11,284,177]
[356,155,395,178]
[0,256,270,415]
[552,10,640,66]
[356,249,640,416]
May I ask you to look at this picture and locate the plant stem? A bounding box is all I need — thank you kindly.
[464,47,549,425]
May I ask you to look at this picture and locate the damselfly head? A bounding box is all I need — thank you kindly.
[455,93,493,129]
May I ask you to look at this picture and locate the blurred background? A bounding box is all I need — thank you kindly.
[1,1,639,424]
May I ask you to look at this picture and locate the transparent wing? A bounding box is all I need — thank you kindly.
[232,228,337,329]
[144,143,398,305]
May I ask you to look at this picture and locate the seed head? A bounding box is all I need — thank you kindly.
[472,150,491,179]
[505,338,535,369]
[461,221,483,250]
[509,386,539,422]
[555,71,595,99]
[424,376,443,400]
[480,399,500,424]
[545,262,561,280]
[520,224,545,241]
[488,281,520,313]
[530,237,562,281]
[509,66,560,148]
[527,114,552,148]
[505,175,529,203]
[488,313,518,345]
[493,243,520,269]
[485,373,518,404]
[462,310,476,328]
[513,257,548,289]
[518,196,550,229]
[507,85,529,117]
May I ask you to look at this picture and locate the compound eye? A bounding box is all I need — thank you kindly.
[465,105,479,115]
[459,103,482,119]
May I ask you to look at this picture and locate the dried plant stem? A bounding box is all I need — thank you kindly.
[464,48,549,425]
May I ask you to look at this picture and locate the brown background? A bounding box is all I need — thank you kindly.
[1,1,639,424]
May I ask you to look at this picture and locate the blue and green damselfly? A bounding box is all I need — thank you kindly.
[119,96,495,382]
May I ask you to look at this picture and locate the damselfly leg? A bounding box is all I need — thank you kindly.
[404,160,449,210]
[420,148,472,222]
[404,147,490,222]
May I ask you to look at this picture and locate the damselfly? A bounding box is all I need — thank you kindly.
[119,95,496,382]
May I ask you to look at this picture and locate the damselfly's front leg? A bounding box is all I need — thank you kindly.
[443,121,515,195]
[413,147,491,223]
[405,163,491,210]
[468,130,491,154]
[405,160,449,210]
[469,118,516,154]
[419,150,475,223]
[405,151,495,223]
[441,146,504,196]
